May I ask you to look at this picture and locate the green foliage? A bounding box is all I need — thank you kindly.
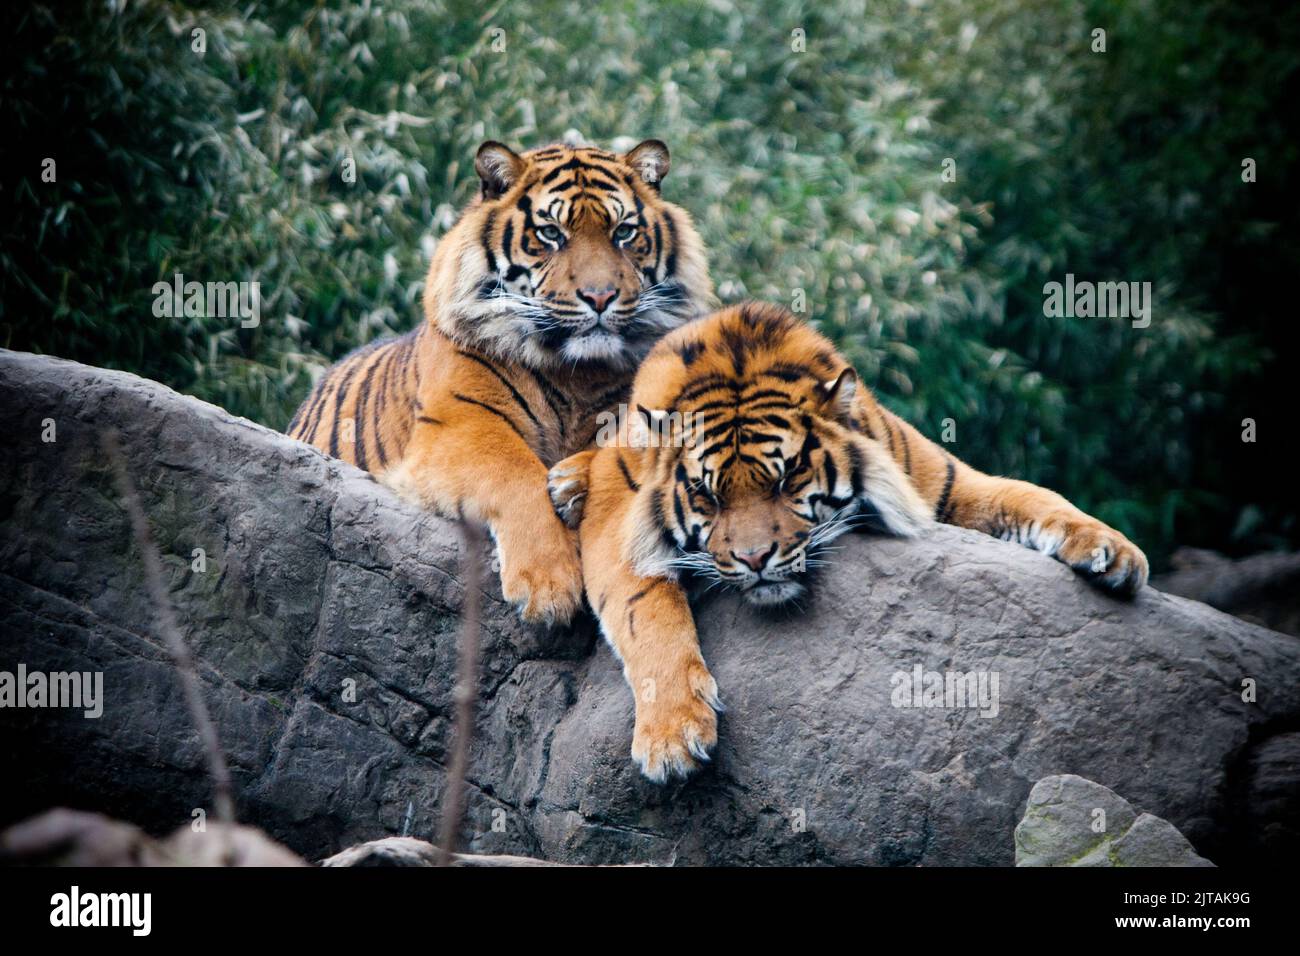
[3,0,1296,566]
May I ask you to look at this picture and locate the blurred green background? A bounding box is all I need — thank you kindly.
[3,0,1297,569]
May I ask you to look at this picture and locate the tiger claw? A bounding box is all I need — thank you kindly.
[547,453,594,529]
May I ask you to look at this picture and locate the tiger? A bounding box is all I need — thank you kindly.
[545,302,1149,782]
[286,139,713,623]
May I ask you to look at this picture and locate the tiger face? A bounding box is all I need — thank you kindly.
[652,371,867,606]
[627,305,930,607]
[427,140,713,370]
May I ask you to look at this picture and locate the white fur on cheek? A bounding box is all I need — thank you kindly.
[858,438,933,537]
[624,486,680,580]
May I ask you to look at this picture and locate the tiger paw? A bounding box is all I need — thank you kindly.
[630,660,722,783]
[495,519,584,625]
[1054,520,1149,596]
[547,450,595,529]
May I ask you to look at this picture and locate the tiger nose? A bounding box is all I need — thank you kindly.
[732,544,777,572]
[577,287,618,315]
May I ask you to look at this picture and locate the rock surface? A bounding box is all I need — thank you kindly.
[1153,546,1300,636]
[1014,774,1214,866]
[2,349,1298,866]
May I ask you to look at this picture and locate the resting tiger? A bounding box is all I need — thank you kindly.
[546,302,1149,782]
[286,140,713,622]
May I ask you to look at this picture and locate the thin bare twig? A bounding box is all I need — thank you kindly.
[437,519,486,866]
[103,430,237,831]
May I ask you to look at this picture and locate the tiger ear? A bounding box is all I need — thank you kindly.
[820,367,858,421]
[634,404,670,448]
[622,140,670,190]
[475,141,524,199]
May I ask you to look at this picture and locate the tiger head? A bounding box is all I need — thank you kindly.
[424,139,714,370]
[624,304,931,607]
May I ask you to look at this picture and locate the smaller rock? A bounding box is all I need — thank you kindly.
[0,808,306,867]
[166,823,307,867]
[1015,775,1213,867]
[320,836,587,866]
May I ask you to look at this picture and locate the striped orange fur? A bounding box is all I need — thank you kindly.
[287,140,714,623]
[548,302,1149,781]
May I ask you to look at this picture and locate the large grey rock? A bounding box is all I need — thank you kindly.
[2,349,1297,866]
[1015,774,1213,866]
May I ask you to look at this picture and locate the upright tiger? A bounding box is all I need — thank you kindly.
[547,302,1149,782]
[287,140,714,623]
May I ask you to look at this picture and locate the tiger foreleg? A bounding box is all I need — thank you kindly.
[385,411,583,625]
[580,451,721,782]
[940,467,1149,595]
[863,403,1149,596]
